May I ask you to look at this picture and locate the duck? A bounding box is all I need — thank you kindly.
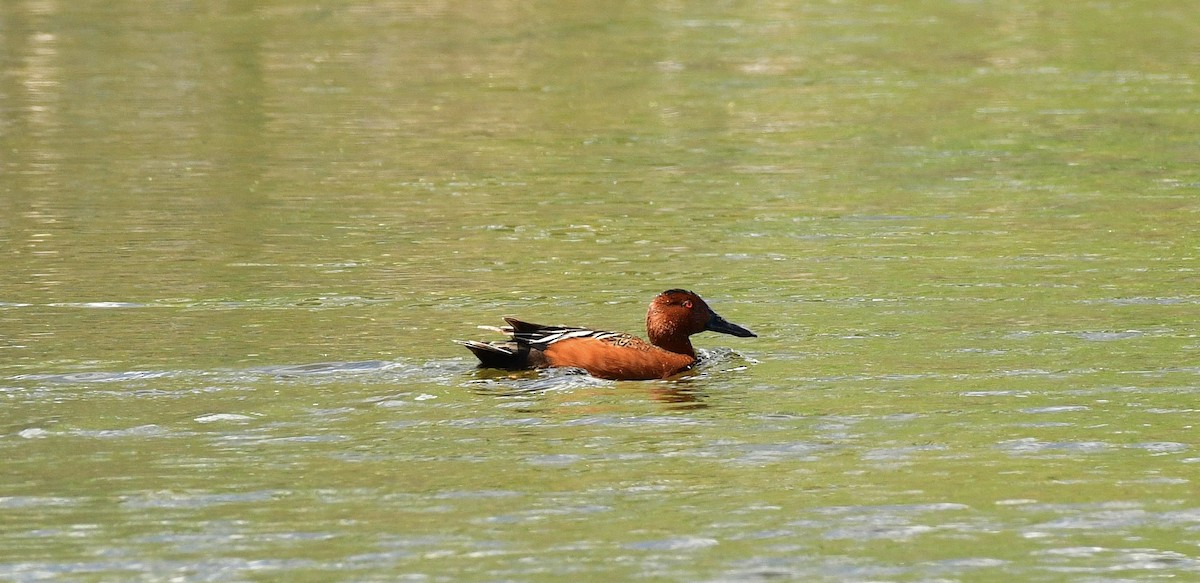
[456,289,755,380]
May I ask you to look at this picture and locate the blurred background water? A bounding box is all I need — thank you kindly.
[2,0,1199,580]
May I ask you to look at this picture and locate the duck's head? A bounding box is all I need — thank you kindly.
[646,289,756,349]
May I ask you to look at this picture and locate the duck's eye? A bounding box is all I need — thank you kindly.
[682,300,693,309]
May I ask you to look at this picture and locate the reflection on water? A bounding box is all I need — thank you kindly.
[12,359,401,384]
[4,357,1200,579]
[3,0,1200,580]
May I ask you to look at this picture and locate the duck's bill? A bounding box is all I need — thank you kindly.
[706,313,756,338]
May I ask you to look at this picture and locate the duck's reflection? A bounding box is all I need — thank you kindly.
[464,367,710,410]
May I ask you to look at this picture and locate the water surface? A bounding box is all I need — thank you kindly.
[3,0,1199,580]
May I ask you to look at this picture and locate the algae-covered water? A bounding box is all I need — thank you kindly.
[3,1,1199,580]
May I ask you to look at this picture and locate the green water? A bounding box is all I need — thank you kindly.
[3,0,1199,580]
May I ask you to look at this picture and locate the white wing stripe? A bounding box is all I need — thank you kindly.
[516,328,619,346]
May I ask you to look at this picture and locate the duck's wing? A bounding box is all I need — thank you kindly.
[503,318,652,351]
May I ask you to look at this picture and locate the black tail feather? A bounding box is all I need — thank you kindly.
[455,340,538,370]
[502,317,556,334]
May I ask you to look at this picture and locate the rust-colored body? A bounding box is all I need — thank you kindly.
[542,336,694,380]
[456,289,755,380]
